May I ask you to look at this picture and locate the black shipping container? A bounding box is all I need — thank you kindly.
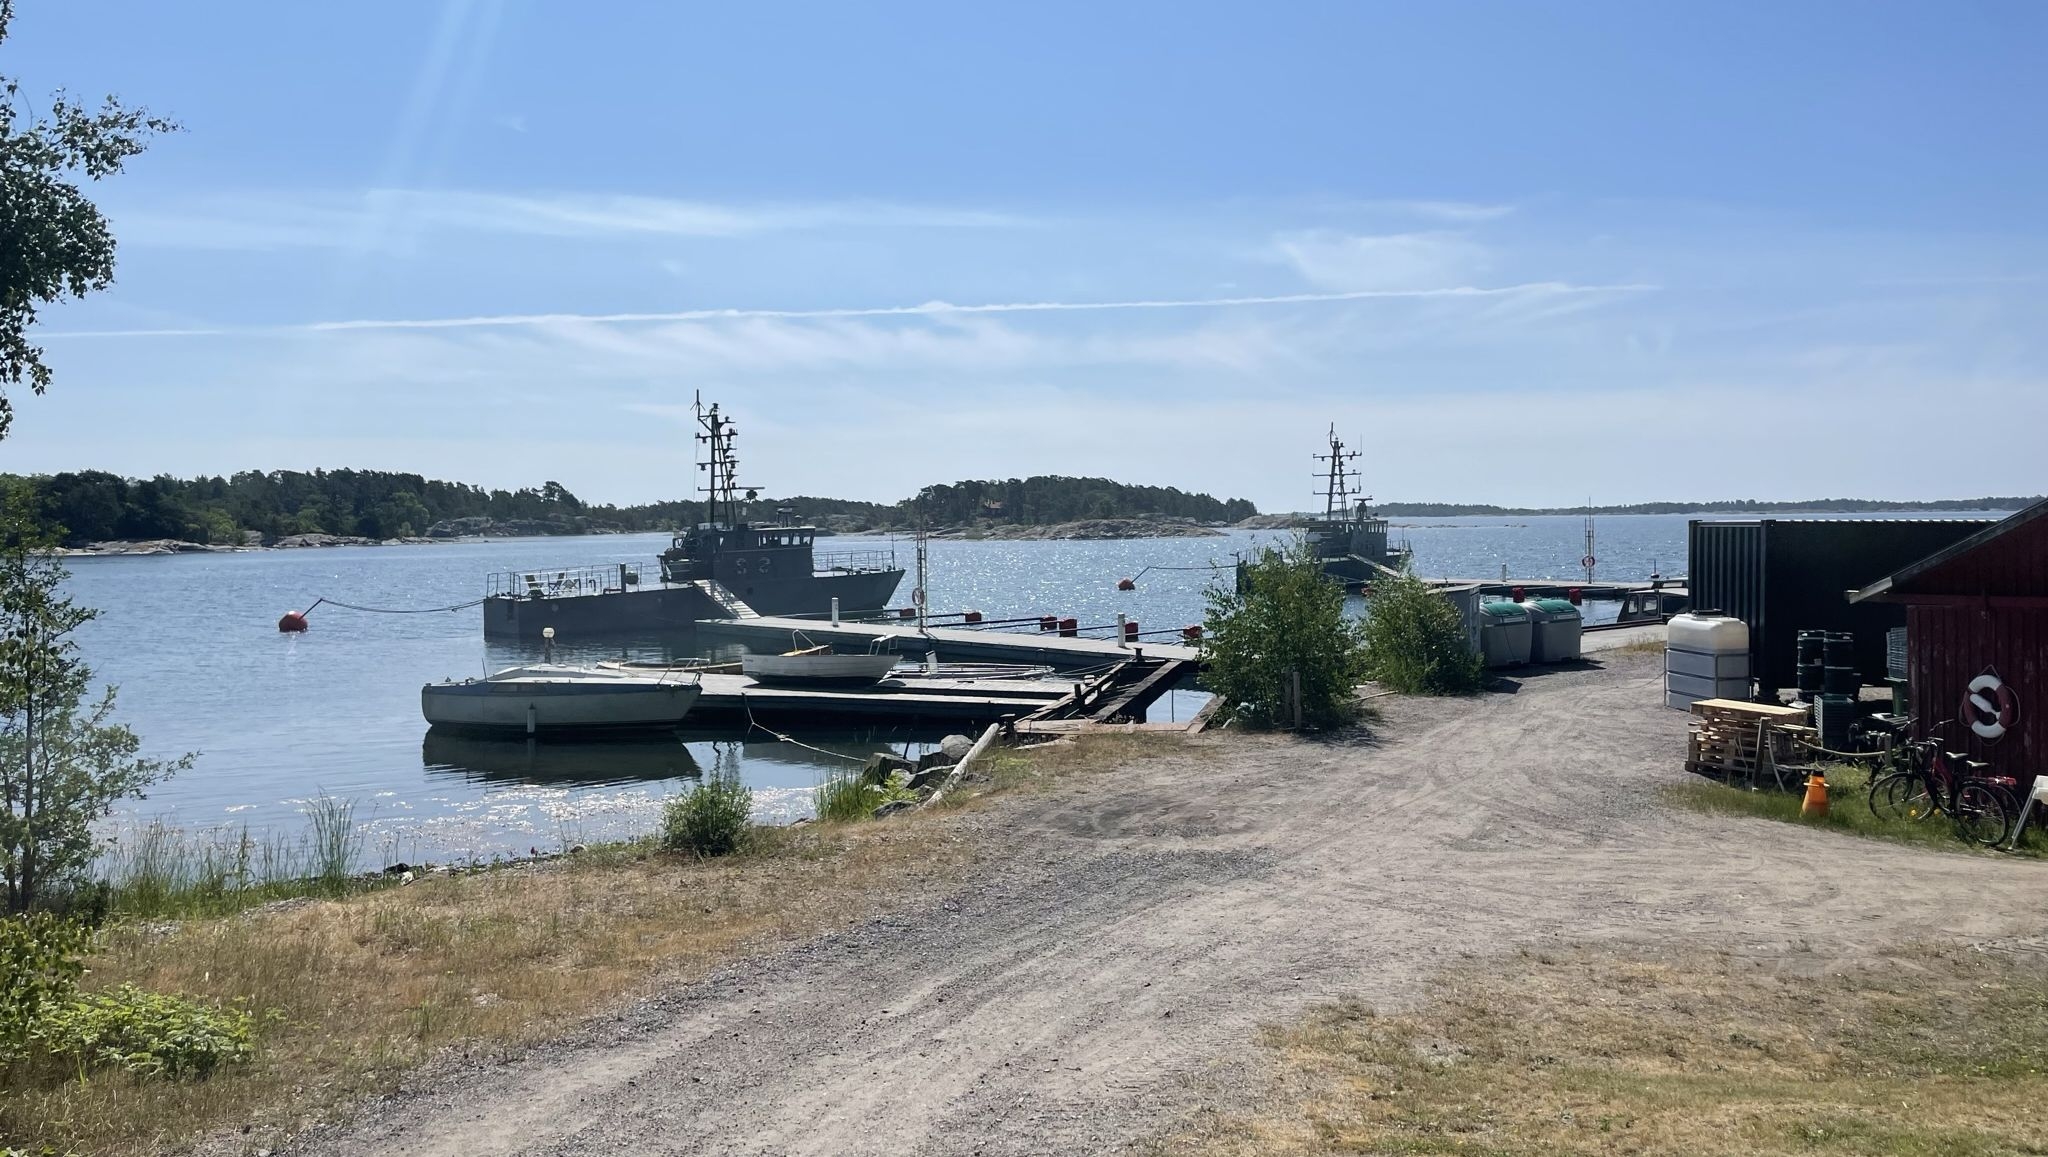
[1687,518,1994,696]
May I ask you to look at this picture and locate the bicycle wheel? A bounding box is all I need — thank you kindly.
[1952,783,2012,848]
[1871,773,1938,823]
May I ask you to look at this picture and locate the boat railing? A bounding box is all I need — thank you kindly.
[814,548,897,574]
[486,561,652,600]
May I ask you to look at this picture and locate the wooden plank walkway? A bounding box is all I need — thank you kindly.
[693,616,1199,669]
[687,672,1059,726]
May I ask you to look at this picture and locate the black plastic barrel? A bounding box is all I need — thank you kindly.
[1823,632,1854,666]
[1797,630,1826,666]
[1823,664,1859,695]
[1816,694,1856,751]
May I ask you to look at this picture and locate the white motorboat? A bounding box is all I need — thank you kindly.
[740,644,902,688]
[421,664,703,734]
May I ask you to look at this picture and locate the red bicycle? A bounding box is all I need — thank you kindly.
[1868,722,2016,847]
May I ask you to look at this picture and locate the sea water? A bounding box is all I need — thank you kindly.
[57,514,1713,858]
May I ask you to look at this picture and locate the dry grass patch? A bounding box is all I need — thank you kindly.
[947,730,1198,803]
[1173,945,2048,1156]
[3,820,966,1156]
[4,729,1184,1155]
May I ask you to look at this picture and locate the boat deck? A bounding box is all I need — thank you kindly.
[694,616,1199,670]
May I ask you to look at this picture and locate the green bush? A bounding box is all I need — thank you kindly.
[661,768,754,856]
[31,983,254,1078]
[1,914,89,1064]
[1200,537,1371,729]
[1361,570,1485,695]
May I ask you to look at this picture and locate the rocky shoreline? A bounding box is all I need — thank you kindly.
[930,517,1225,541]
[63,517,1238,556]
[63,533,451,557]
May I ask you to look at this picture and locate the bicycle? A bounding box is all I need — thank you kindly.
[1868,722,2016,847]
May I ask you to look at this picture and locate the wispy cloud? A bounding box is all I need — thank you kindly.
[1272,230,1492,292]
[112,189,1031,251]
[45,280,1654,340]
[1370,200,1516,223]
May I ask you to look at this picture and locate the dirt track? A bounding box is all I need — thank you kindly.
[289,653,2048,1156]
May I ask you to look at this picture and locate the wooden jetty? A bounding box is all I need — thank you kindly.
[1428,578,1686,601]
[687,671,1062,727]
[1014,655,1199,728]
[693,616,1200,670]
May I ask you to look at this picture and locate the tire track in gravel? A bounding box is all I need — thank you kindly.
[285,654,2048,1156]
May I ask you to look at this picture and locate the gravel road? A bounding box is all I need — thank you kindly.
[289,653,2048,1156]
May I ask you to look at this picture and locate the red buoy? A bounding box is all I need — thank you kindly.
[1181,624,1203,641]
[1566,587,1583,606]
[963,610,984,624]
[1123,620,1140,642]
[278,610,310,633]
[1116,577,1136,591]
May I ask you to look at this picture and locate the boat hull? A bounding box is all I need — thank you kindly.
[481,569,905,641]
[421,680,702,734]
[740,652,902,687]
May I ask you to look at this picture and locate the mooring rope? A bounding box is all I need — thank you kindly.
[742,697,867,764]
[301,595,489,616]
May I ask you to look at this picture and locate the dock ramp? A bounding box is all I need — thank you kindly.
[695,579,760,619]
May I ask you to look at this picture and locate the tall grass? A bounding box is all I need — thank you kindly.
[96,795,379,919]
[813,775,880,824]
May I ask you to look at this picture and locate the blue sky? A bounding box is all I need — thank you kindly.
[6,1,2045,510]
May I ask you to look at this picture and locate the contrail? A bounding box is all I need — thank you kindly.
[46,281,1655,339]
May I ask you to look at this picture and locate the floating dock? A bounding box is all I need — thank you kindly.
[686,671,1066,727]
[693,616,1200,670]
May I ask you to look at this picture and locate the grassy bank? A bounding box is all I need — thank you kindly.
[2,731,1172,1156]
[1177,944,2048,1155]
[1665,774,2048,859]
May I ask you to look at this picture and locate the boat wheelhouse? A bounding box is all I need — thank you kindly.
[481,397,905,640]
[1306,424,1412,587]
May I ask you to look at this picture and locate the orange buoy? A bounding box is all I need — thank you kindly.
[1117,577,1136,591]
[278,610,310,633]
[1801,771,1830,819]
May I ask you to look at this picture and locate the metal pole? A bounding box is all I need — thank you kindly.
[830,596,840,626]
[1117,613,1128,648]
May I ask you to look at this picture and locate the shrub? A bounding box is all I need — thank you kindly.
[1,914,88,1064]
[32,983,255,1078]
[1200,537,1371,729]
[661,768,754,856]
[1361,570,1485,695]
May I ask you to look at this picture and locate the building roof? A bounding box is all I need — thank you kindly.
[1849,497,2048,604]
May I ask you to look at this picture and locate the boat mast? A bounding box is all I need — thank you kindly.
[694,393,755,530]
[1583,499,1597,583]
[1314,424,1364,523]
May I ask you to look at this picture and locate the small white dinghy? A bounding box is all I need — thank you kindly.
[421,664,703,735]
[740,642,901,688]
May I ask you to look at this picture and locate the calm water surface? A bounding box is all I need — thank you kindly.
[61,514,1720,858]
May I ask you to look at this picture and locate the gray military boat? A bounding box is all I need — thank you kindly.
[1306,423,1411,588]
[481,398,905,641]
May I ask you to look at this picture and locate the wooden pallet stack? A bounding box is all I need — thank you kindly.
[1685,698,1809,782]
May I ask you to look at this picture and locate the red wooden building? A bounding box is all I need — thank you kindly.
[1850,499,2048,784]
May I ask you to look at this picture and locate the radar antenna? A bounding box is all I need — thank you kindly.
[694,393,759,529]
[1313,423,1367,523]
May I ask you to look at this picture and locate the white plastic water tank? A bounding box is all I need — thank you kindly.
[1664,613,1752,708]
[1667,613,1749,654]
